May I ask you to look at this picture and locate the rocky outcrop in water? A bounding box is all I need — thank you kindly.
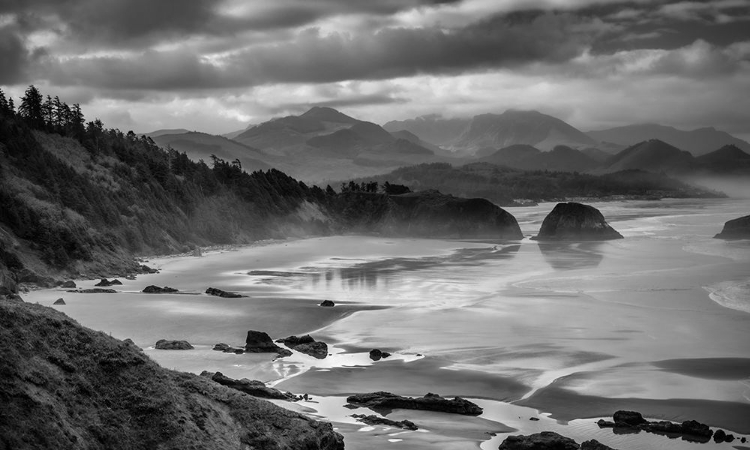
[714,214,750,240]
[53,298,65,305]
[213,343,245,354]
[351,414,418,430]
[320,300,335,307]
[206,287,244,298]
[69,288,117,294]
[155,339,194,350]
[245,330,292,357]
[369,349,391,361]
[597,410,713,442]
[533,202,623,241]
[61,281,76,288]
[276,335,328,359]
[95,278,122,287]
[346,392,482,415]
[498,432,617,450]
[142,285,178,294]
[0,296,344,450]
[201,371,293,400]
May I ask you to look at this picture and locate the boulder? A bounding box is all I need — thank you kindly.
[202,371,291,400]
[613,410,647,427]
[320,300,335,307]
[713,429,726,442]
[206,287,244,298]
[213,343,244,354]
[346,391,482,415]
[61,281,76,289]
[53,298,65,305]
[245,330,292,357]
[533,202,623,241]
[680,420,712,439]
[580,440,617,450]
[72,288,117,294]
[715,214,750,240]
[498,431,580,449]
[351,414,418,430]
[154,339,194,350]
[369,349,391,361]
[142,285,179,294]
[276,335,328,359]
[139,264,159,274]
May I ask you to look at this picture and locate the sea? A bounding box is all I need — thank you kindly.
[26,198,750,449]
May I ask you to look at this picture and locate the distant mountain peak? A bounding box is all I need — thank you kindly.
[300,106,357,124]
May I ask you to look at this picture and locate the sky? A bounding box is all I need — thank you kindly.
[1,0,749,139]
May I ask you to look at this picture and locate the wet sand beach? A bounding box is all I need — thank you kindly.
[26,198,750,448]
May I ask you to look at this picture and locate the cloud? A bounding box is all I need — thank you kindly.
[38,11,595,91]
[0,27,27,83]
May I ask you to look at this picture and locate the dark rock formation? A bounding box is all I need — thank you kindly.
[346,392,482,415]
[206,287,244,298]
[0,297,344,450]
[142,285,179,294]
[95,278,123,287]
[369,349,391,361]
[213,343,245,354]
[714,214,750,240]
[17,269,56,288]
[533,202,623,241]
[580,440,617,450]
[202,371,292,400]
[155,339,194,350]
[498,431,580,449]
[70,288,117,294]
[276,335,328,359]
[320,300,335,307]
[61,281,76,289]
[351,414,418,430]
[245,331,292,357]
[53,298,65,305]
[597,410,713,442]
[139,264,159,274]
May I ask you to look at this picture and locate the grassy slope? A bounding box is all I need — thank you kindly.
[0,296,344,450]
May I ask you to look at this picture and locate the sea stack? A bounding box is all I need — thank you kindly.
[714,214,750,240]
[533,202,623,241]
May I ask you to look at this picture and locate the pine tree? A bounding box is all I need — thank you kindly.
[18,85,45,129]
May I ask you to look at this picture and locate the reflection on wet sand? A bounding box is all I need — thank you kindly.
[537,242,605,270]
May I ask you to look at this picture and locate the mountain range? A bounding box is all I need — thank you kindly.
[587,123,750,156]
[148,106,750,182]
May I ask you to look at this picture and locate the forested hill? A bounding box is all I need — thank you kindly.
[0,86,334,288]
[344,162,724,206]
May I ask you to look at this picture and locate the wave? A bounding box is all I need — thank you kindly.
[705,281,750,314]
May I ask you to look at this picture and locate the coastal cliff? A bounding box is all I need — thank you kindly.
[0,295,344,450]
[714,214,750,240]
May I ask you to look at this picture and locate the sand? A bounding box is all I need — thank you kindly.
[25,198,750,449]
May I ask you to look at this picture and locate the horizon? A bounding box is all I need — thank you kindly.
[1,1,750,141]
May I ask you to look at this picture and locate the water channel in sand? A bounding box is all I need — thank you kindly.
[27,198,750,449]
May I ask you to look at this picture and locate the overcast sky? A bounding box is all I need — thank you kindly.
[1,0,749,138]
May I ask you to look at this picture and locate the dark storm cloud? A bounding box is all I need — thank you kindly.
[0,27,28,84]
[42,12,591,90]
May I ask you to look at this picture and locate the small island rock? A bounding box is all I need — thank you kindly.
[499,431,580,450]
[346,392,482,415]
[143,285,178,294]
[714,214,750,240]
[276,335,328,359]
[206,287,244,298]
[154,339,194,350]
[53,298,65,305]
[246,330,292,357]
[533,202,623,241]
[320,300,335,307]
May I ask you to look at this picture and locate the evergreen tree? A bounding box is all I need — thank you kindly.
[18,85,45,129]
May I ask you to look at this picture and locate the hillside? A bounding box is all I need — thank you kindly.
[694,145,750,174]
[599,139,696,174]
[383,114,470,147]
[587,123,750,156]
[480,144,599,172]
[343,162,723,206]
[231,107,436,181]
[151,131,272,172]
[0,295,344,450]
